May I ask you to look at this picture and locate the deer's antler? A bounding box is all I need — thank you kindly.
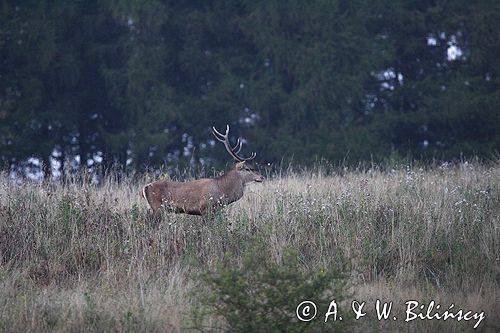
[212,125,256,162]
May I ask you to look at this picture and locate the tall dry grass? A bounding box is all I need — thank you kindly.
[0,162,498,332]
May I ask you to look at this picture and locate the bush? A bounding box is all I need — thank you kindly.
[193,245,351,333]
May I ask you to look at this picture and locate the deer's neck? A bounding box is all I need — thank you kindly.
[216,169,244,203]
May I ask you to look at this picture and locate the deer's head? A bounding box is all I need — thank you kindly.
[212,125,264,184]
[235,161,264,183]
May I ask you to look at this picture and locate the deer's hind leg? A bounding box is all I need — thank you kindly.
[145,197,163,221]
[143,185,162,216]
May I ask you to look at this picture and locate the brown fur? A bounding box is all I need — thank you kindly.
[142,162,263,217]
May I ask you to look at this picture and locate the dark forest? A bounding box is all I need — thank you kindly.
[1,0,498,178]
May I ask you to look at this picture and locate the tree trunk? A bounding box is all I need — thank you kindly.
[42,156,52,181]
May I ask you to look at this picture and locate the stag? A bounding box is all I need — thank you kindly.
[142,125,264,217]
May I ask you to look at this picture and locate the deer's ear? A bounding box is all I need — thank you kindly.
[236,161,245,170]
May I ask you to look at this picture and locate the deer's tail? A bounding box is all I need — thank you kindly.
[142,183,152,202]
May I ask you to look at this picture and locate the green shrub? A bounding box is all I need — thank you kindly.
[193,245,351,333]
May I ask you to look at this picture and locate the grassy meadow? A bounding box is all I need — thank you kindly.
[0,162,499,332]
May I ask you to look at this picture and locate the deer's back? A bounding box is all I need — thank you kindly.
[152,178,219,215]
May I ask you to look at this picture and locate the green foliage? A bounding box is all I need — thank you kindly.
[194,245,351,333]
[0,0,498,174]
